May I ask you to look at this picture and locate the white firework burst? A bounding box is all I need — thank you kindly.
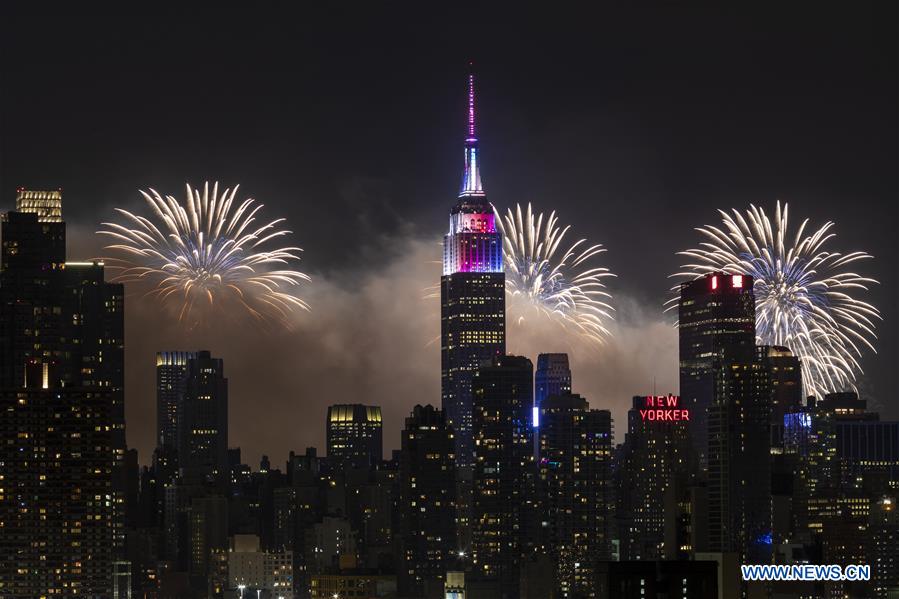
[495,203,615,345]
[671,201,879,397]
[99,182,309,323]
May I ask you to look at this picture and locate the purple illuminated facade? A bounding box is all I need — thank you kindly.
[441,69,506,467]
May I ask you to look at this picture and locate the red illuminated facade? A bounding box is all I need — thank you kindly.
[639,394,691,422]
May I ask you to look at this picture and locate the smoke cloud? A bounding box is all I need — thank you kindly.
[69,228,677,466]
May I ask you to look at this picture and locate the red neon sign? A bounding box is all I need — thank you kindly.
[640,394,690,422]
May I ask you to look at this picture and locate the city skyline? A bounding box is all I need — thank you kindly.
[1,4,896,469]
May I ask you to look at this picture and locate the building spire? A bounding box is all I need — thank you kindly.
[460,63,485,197]
[467,67,477,140]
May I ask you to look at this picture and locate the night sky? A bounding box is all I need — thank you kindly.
[2,4,896,465]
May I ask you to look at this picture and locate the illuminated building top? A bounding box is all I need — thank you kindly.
[443,67,502,275]
[326,403,384,471]
[328,404,383,423]
[440,66,507,469]
[156,350,196,368]
[16,188,63,222]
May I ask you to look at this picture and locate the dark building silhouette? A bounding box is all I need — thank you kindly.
[189,494,229,593]
[397,405,457,598]
[440,70,505,469]
[0,190,123,596]
[594,560,718,599]
[758,345,802,424]
[535,353,572,410]
[538,392,613,597]
[0,190,64,274]
[180,351,228,482]
[471,355,533,598]
[156,351,196,456]
[326,404,383,471]
[706,353,773,564]
[534,353,571,430]
[678,272,755,468]
[869,496,898,598]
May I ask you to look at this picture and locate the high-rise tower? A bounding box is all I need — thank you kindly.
[326,403,383,471]
[156,351,196,452]
[678,272,755,467]
[534,353,572,425]
[538,393,613,596]
[397,405,458,597]
[179,351,228,482]
[471,355,534,598]
[441,68,506,468]
[0,190,123,596]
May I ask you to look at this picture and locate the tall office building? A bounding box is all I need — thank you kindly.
[397,405,458,598]
[441,69,505,468]
[157,351,196,452]
[188,495,229,592]
[1,192,124,409]
[869,496,898,598]
[706,354,772,564]
[538,392,613,597]
[180,351,229,481]
[0,382,117,597]
[534,353,572,421]
[757,345,802,425]
[616,395,695,561]
[0,190,124,596]
[326,404,383,471]
[471,355,533,598]
[678,272,755,468]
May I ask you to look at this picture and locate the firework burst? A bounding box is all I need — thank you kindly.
[99,182,309,324]
[495,203,615,345]
[671,201,879,397]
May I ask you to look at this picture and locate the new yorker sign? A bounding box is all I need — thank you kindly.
[640,394,690,422]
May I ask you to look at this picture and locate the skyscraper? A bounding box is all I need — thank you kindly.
[678,272,755,468]
[706,354,772,564]
[0,382,117,597]
[471,355,533,598]
[615,395,695,561]
[441,69,506,468]
[157,351,196,452]
[180,351,229,482]
[397,405,458,597]
[1,192,124,406]
[757,345,802,425]
[325,404,383,471]
[534,353,572,426]
[538,392,613,597]
[0,190,124,596]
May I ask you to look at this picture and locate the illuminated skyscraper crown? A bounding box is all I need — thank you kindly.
[443,67,502,275]
[16,188,62,222]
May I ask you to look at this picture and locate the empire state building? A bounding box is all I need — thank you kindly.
[441,69,506,467]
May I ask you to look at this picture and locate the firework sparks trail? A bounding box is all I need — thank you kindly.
[495,203,616,346]
[99,182,309,324]
[670,201,879,397]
